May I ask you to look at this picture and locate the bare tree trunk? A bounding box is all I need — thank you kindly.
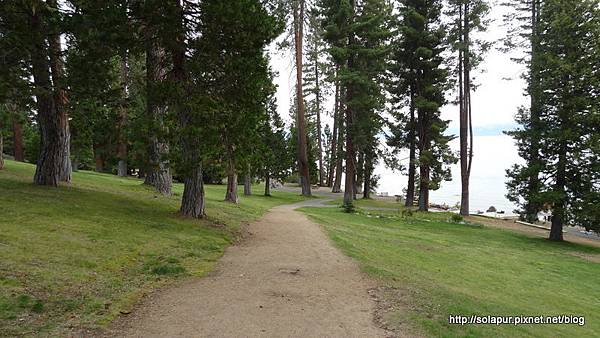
[363,151,373,199]
[144,32,172,196]
[244,173,252,196]
[30,7,60,187]
[12,118,24,162]
[549,142,566,242]
[47,0,71,183]
[264,172,271,196]
[343,75,355,209]
[170,0,205,218]
[95,152,104,172]
[417,101,429,212]
[405,87,416,207]
[226,170,239,203]
[459,3,473,216]
[293,0,311,196]
[225,142,238,203]
[343,105,355,209]
[117,54,129,177]
[327,75,339,187]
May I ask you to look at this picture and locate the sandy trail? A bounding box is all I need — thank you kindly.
[113,201,387,338]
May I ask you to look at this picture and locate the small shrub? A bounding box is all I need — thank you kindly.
[451,214,464,223]
[402,209,413,218]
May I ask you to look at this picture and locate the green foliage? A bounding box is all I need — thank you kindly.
[507,0,600,232]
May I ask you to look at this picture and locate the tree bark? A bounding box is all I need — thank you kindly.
[244,174,252,196]
[363,151,373,199]
[30,6,61,187]
[47,0,72,183]
[417,94,430,212]
[293,0,312,196]
[144,30,172,195]
[12,118,24,162]
[117,54,129,177]
[264,172,271,196]
[549,142,567,241]
[94,152,104,172]
[343,73,355,208]
[225,171,239,203]
[171,0,205,217]
[405,86,416,207]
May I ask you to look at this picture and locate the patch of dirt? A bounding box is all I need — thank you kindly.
[371,286,423,338]
[467,216,600,249]
[568,252,600,263]
[107,202,390,337]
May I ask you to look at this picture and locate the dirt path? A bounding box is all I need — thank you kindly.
[113,201,388,338]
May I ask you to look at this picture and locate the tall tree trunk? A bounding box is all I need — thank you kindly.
[31,7,60,187]
[264,172,271,196]
[244,173,252,196]
[47,0,71,183]
[171,0,204,217]
[94,150,104,172]
[343,104,355,208]
[293,0,311,196]
[327,75,339,187]
[315,52,324,187]
[12,118,24,162]
[144,32,172,195]
[180,160,205,218]
[363,151,373,199]
[417,102,430,211]
[405,87,416,207]
[525,0,542,223]
[549,142,567,241]
[226,169,239,203]
[459,3,473,217]
[343,72,355,208]
[117,54,129,177]
[225,143,238,203]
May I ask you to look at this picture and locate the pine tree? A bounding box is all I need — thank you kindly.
[446,0,490,215]
[194,0,281,203]
[304,7,330,187]
[395,0,456,211]
[503,0,545,222]
[520,0,600,240]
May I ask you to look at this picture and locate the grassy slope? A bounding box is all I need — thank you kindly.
[0,160,304,336]
[301,204,600,338]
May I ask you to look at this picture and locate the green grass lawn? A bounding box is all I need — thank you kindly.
[0,160,304,336]
[300,206,600,338]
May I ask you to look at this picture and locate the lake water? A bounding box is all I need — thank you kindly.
[375,135,521,215]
